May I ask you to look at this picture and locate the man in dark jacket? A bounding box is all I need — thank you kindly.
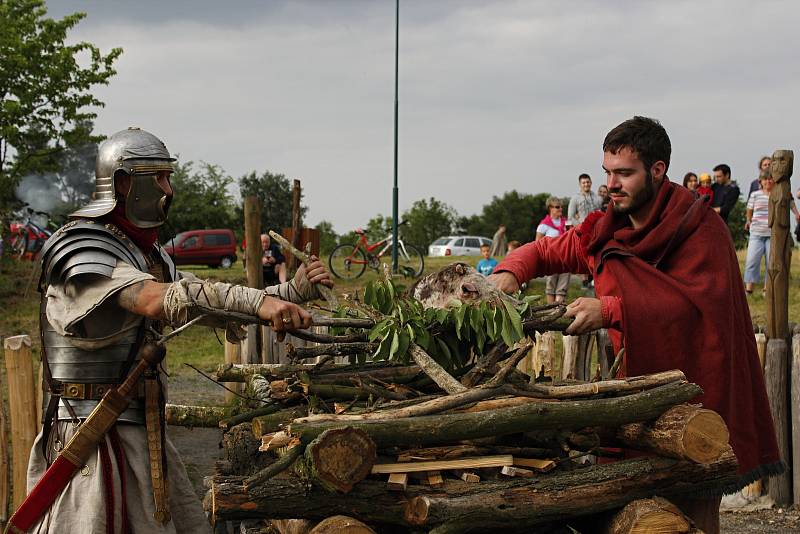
[711,163,740,221]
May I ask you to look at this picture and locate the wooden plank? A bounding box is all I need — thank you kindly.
[755,332,767,369]
[371,455,514,474]
[425,471,444,488]
[792,331,800,505]
[532,331,556,380]
[3,335,37,510]
[513,457,556,473]
[387,473,408,491]
[561,334,577,380]
[501,466,534,478]
[451,469,480,483]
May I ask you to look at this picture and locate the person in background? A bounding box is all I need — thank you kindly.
[683,172,699,192]
[476,243,498,276]
[598,184,611,211]
[490,224,507,257]
[535,196,570,303]
[507,240,521,253]
[744,171,773,294]
[567,173,602,228]
[261,233,287,286]
[697,173,714,203]
[748,156,772,200]
[711,164,740,222]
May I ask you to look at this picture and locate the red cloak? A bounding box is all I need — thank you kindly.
[497,178,783,487]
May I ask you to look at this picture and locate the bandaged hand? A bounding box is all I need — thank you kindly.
[264,255,333,304]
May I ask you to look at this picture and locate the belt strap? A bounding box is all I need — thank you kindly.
[145,372,170,524]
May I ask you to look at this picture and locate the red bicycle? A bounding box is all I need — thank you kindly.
[328,222,424,280]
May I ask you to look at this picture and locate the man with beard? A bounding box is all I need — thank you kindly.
[23,127,332,533]
[488,116,782,533]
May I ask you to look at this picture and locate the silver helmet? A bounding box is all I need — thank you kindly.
[70,127,176,228]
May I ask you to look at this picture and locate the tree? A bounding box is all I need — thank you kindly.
[458,191,551,244]
[238,171,307,235]
[161,161,237,241]
[400,197,458,250]
[0,0,122,213]
[338,214,392,249]
[727,199,747,250]
[316,220,338,256]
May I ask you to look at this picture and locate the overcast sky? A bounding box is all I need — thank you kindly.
[49,0,800,234]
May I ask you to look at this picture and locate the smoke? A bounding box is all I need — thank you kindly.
[15,174,64,214]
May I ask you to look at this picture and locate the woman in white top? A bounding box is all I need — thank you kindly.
[535,196,570,303]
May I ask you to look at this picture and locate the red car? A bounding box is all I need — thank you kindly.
[163,229,237,268]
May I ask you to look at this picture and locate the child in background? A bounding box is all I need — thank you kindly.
[697,173,715,203]
[476,244,498,276]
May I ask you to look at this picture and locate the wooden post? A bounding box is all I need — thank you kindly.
[743,331,770,499]
[531,331,555,381]
[765,149,793,341]
[561,334,576,380]
[244,196,263,364]
[562,333,594,380]
[224,341,242,404]
[3,335,37,510]
[764,337,791,504]
[290,179,302,272]
[0,381,9,526]
[792,327,800,505]
[596,329,613,379]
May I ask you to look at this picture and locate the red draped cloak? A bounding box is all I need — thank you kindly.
[496,178,783,487]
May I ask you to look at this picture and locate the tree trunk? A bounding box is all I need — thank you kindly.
[288,382,702,448]
[614,404,730,464]
[605,497,695,534]
[215,362,419,383]
[303,427,376,493]
[208,451,737,530]
[166,404,229,428]
[309,516,376,534]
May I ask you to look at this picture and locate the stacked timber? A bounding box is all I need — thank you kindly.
[205,358,733,533]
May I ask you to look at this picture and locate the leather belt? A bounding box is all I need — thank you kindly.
[55,382,146,401]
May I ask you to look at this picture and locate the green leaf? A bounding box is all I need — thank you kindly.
[368,318,391,341]
[500,309,515,347]
[454,305,468,339]
[436,308,450,325]
[483,304,496,339]
[414,325,431,349]
[437,338,452,366]
[406,323,416,342]
[388,329,400,359]
[364,282,375,307]
[397,331,410,360]
[503,300,525,340]
[374,331,392,361]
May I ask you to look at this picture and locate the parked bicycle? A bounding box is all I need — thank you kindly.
[329,222,424,280]
[8,207,54,261]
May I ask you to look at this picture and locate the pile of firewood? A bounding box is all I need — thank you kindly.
[193,263,734,533]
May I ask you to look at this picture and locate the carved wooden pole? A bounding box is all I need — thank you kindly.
[792,325,800,505]
[244,196,263,364]
[764,149,794,505]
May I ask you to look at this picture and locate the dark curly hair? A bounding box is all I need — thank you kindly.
[603,116,671,173]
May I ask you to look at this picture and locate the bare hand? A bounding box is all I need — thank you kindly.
[297,255,334,288]
[564,297,603,335]
[487,271,519,293]
[258,296,312,332]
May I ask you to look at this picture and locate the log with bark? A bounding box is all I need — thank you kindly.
[604,497,699,534]
[208,450,738,531]
[165,404,230,428]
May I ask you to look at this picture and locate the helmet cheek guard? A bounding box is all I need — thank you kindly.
[125,164,173,228]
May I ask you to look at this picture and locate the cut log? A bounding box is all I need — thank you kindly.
[308,516,376,534]
[260,431,295,452]
[605,497,694,534]
[289,381,702,449]
[387,473,408,491]
[288,343,377,360]
[250,374,271,403]
[222,423,273,476]
[533,331,556,379]
[371,455,513,474]
[208,451,738,529]
[252,406,308,438]
[224,340,242,403]
[271,519,314,534]
[166,404,229,428]
[615,404,729,464]
[304,427,376,493]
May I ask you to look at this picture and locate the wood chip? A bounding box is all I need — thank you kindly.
[513,457,556,472]
[501,466,534,478]
[387,473,408,491]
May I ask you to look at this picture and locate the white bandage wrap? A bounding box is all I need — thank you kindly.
[264,277,319,304]
[162,279,266,326]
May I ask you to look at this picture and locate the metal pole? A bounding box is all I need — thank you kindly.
[391,0,399,273]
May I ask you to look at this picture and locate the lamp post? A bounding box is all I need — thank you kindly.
[391,0,399,273]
